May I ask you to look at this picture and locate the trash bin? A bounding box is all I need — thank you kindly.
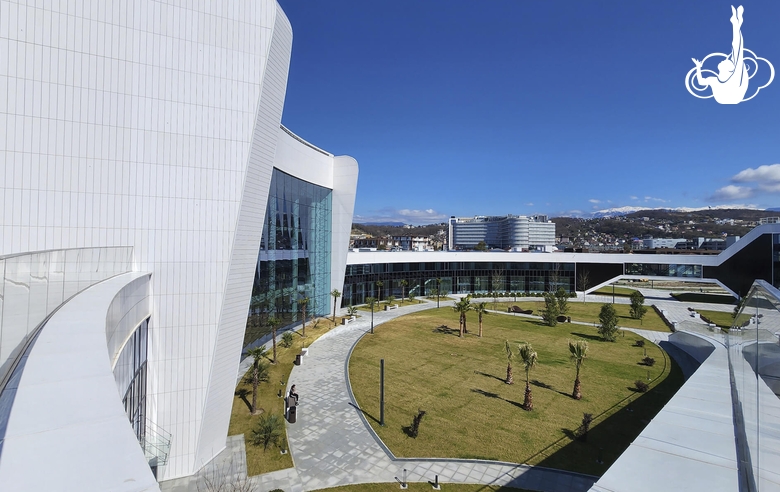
[295,354,302,365]
[288,404,297,423]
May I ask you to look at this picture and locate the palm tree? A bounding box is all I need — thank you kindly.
[245,345,269,414]
[400,279,409,302]
[518,343,538,410]
[436,278,442,308]
[365,297,377,334]
[299,297,309,337]
[375,281,383,301]
[474,302,488,337]
[452,297,471,337]
[268,316,281,364]
[504,340,514,385]
[568,340,588,400]
[331,289,341,322]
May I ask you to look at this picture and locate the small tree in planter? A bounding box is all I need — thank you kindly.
[245,345,269,414]
[642,356,656,366]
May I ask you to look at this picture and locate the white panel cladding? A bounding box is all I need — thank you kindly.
[0,0,279,480]
[331,156,359,307]
[192,3,292,469]
[273,127,334,189]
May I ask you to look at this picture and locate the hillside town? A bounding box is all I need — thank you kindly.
[351,209,780,253]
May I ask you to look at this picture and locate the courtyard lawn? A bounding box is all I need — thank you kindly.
[319,484,531,491]
[228,319,332,476]
[348,308,682,477]
[697,309,735,330]
[592,286,638,297]
[492,301,671,332]
[356,299,424,312]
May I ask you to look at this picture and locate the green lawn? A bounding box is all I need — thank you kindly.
[592,286,638,297]
[492,301,671,332]
[697,309,734,330]
[228,319,333,476]
[348,308,682,476]
[319,484,531,491]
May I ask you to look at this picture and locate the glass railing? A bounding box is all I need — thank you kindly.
[142,419,172,478]
[726,280,780,491]
[0,247,134,389]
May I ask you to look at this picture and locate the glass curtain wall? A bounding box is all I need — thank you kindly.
[727,280,780,491]
[113,318,149,442]
[245,169,332,347]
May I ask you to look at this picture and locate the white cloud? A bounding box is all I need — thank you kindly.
[732,164,780,183]
[710,185,755,201]
[588,199,601,204]
[759,182,780,193]
[629,196,638,200]
[643,196,667,203]
[354,207,447,225]
[526,202,534,206]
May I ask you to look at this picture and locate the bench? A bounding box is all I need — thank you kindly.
[384,304,399,311]
[509,306,533,315]
[341,316,356,325]
[294,348,308,366]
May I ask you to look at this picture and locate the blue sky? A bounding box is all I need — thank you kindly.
[277,1,780,223]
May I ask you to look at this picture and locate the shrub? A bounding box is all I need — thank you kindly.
[642,356,656,366]
[281,332,294,348]
[251,413,284,450]
[410,409,426,438]
[634,340,645,348]
[634,380,649,392]
[579,413,594,441]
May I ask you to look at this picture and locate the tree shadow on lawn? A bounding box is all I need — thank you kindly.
[531,379,571,398]
[569,332,603,342]
[348,402,381,425]
[471,388,524,410]
[235,388,252,413]
[528,351,684,476]
[432,325,459,336]
[474,370,505,383]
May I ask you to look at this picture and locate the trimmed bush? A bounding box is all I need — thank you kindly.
[634,380,649,392]
[634,340,645,348]
[642,356,656,366]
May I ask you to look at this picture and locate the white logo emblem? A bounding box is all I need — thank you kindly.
[685,5,774,104]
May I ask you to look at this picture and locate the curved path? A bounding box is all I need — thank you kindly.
[256,299,597,492]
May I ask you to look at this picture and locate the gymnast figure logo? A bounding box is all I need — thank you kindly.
[685,5,774,104]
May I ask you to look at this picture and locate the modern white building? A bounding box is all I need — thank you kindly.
[0,1,357,490]
[448,214,555,251]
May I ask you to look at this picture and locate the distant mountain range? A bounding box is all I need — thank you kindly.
[588,204,765,218]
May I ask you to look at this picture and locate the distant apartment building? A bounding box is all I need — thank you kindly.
[448,214,555,251]
[391,236,432,251]
[352,235,433,251]
[760,217,780,224]
[642,237,686,249]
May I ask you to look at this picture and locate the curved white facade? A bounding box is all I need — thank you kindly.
[0,0,357,486]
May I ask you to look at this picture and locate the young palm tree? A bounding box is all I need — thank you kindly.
[365,297,377,334]
[518,343,538,411]
[245,345,269,414]
[436,278,442,308]
[375,280,383,301]
[504,340,514,385]
[452,297,471,337]
[568,340,589,400]
[400,279,409,302]
[331,289,341,322]
[474,302,488,337]
[268,316,281,364]
[299,297,309,337]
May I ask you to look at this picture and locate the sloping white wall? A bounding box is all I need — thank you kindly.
[0,0,284,479]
